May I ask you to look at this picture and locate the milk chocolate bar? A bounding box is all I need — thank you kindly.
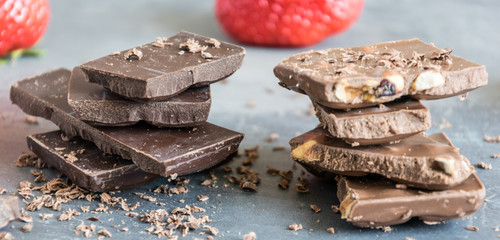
[10,69,244,177]
[275,38,487,109]
[80,31,245,101]
[289,127,473,189]
[313,98,431,145]
[27,131,158,192]
[337,174,485,227]
[68,67,211,127]
[0,196,20,229]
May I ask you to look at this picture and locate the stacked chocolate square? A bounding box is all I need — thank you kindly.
[10,31,246,192]
[274,39,488,228]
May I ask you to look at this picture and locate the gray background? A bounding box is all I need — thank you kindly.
[1,0,499,239]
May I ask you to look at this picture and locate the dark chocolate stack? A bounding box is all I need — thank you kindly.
[274,39,488,228]
[10,31,246,192]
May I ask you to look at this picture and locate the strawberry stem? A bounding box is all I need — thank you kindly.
[0,48,45,65]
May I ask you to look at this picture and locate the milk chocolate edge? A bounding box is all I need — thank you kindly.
[289,131,473,190]
[336,174,485,227]
[9,69,244,177]
[26,134,158,192]
[81,31,246,100]
[313,101,431,144]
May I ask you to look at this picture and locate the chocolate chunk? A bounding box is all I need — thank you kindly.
[0,196,20,229]
[289,127,472,189]
[27,131,158,192]
[313,98,431,145]
[274,39,487,109]
[80,31,245,101]
[10,69,244,177]
[68,67,211,127]
[336,174,485,227]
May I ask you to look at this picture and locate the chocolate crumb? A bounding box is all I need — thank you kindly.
[205,225,219,236]
[205,38,221,48]
[0,232,14,240]
[494,227,499,232]
[491,153,500,158]
[477,162,492,170]
[278,178,289,189]
[240,182,258,192]
[484,135,500,143]
[179,39,207,53]
[25,115,38,124]
[465,225,479,231]
[98,228,112,238]
[405,237,416,240]
[265,133,279,142]
[296,184,309,193]
[272,146,286,151]
[326,227,335,234]
[21,223,32,232]
[288,223,303,231]
[243,232,256,240]
[331,205,340,213]
[124,48,143,61]
[121,227,129,232]
[0,188,6,195]
[197,195,209,202]
[377,226,392,232]
[310,205,321,213]
[87,217,99,222]
[125,212,139,218]
[39,213,53,220]
[109,51,120,56]
[20,211,33,222]
[201,51,213,59]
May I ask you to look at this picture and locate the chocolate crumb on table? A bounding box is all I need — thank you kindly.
[288,223,303,231]
[494,226,499,232]
[0,188,7,194]
[477,162,493,170]
[243,232,257,240]
[0,232,14,240]
[310,205,321,213]
[331,205,340,213]
[21,223,33,232]
[326,227,335,234]
[465,225,479,231]
[484,135,500,142]
[492,153,500,159]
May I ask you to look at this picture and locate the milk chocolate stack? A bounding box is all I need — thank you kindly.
[10,31,246,192]
[274,39,488,228]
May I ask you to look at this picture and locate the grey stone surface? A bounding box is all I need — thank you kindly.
[1,0,499,239]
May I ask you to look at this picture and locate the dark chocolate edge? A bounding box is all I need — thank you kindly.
[27,133,158,192]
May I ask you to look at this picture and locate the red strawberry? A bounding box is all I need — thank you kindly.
[215,0,364,47]
[0,0,50,57]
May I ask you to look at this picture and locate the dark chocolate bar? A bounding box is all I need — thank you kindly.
[274,38,487,109]
[27,131,158,192]
[68,67,211,127]
[0,196,20,229]
[80,31,245,101]
[10,69,244,177]
[289,127,473,190]
[313,98,431,145]
[337,174,485,227]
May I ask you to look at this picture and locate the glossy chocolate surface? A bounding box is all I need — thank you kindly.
[80,31,245,100]
[10,69,244,177]
[27,131,157,192]
[68,67,211,127]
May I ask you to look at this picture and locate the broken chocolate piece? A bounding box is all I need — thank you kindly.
[0,196,20,229]
[289,127,472,189]
[274,39,487,109]
[10,69,244,177]
[337,174,485,227]
[80,31,245,101]
[27,131,158,192]
[68,67,211,127]
[313,98,431,145]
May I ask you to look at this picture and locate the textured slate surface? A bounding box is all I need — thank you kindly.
[1,0,499,239]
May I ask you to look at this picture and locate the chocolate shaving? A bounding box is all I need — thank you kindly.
[124,48,143,61]
[243,232,257,240]
[310,204,321,213]
[477,162,492,170]
[288,223,303,231]
[484,135,500,143]
[465,225,479,231]
[326,227,335,234]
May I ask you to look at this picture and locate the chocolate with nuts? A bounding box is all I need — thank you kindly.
[274,38,487,109]
[27,131,158,192]
[68,67,211,127]
[80,31,246,101]
[10,69,244,177]
[313,98,431,145]
[289,127,473,190]
[337,173,485,227]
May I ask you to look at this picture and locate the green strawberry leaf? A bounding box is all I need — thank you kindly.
[0,48,45,65]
